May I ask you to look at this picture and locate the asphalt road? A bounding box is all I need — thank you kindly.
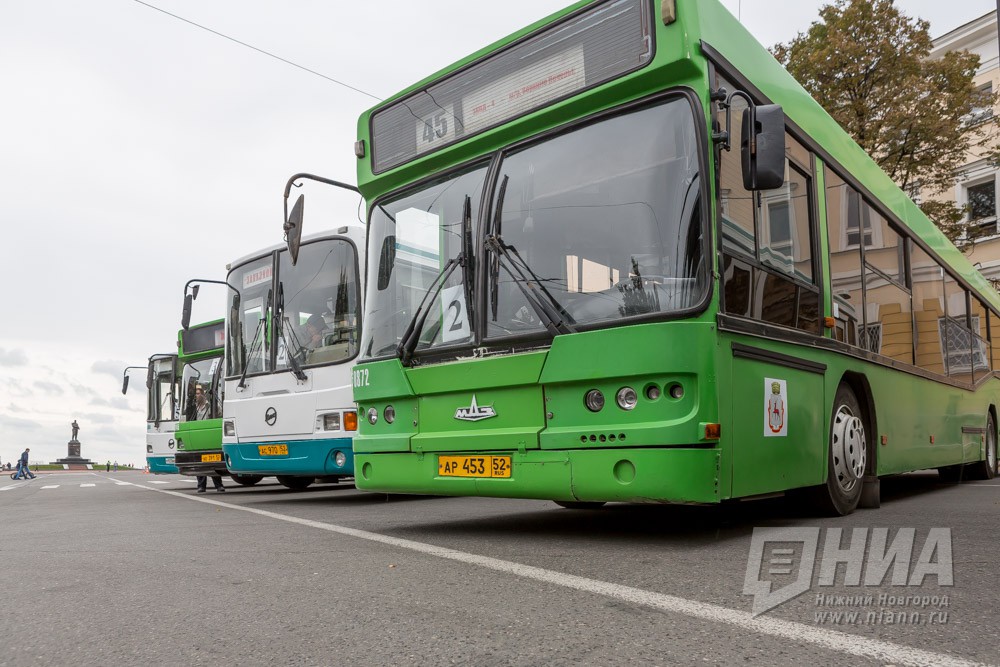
[0,469,997,666]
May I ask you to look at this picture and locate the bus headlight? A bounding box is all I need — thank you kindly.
[384,405,396,424]
[616,387,638,411]
[334,450,347,467]
[367,407,378,425]
[223,420,236,437]
[146,445,153,453]
[322,413,341,431]
[584,389,605,412]
[176,439,185,450]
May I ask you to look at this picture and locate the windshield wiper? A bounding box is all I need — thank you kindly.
[237,288,270,389]
[487,176,575,336]
[397,195,473,366]
[275,282,308,381]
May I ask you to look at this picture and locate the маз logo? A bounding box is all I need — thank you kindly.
[454,394,497,422]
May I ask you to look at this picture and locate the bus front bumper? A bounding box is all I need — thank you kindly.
[146,455,178,474]
[222,437,354,476]
[174,450,228,477]
[354,447,721,504]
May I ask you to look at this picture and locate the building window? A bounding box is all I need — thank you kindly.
[967,180,997,229]
[965,82,994,126]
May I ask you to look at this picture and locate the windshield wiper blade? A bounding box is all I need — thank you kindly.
[397,256,462,366]
[396,195,474,367]
[237,288,271,389]
[486,234,575,336]
[275,282,308,381]
[486,175,573,336]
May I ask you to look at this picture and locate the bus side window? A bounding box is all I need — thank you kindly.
[825,166,864,347]
[910,243,947,376]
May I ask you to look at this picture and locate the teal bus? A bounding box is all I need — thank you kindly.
[351,0,999,514]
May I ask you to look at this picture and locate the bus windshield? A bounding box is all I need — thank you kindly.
[180,357,222,422]
[274,239,361,370]
[147,358,176,423]
[362,97,707,360]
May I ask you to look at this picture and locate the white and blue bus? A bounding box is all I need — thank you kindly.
[124,354,179,474]
[222,224,364,490]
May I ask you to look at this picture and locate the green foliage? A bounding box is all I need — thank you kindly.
[772,0,995,249]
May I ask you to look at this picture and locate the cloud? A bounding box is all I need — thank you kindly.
[89,396,130,410]
[81,412,115,424]
[0,414,42,430]
[0,348,27,366]
[70,382,100,399]
[91,360,125,380]
[33,380,64,396]
[5,379,34,398]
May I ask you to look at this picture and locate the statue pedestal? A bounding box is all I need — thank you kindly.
[51,438,94,468]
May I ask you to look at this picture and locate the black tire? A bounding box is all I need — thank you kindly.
[230,474,264,486]
[553,501,607,509]
[968,412,998,481]
[276,476,314,491]
[814,384,868,516]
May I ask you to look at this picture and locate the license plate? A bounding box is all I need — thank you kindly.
[258,444,288,456]
[438,455,511,478]
[201,453,222,462]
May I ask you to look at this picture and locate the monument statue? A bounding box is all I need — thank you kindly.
[53,418,92,467]
[71,419,80,441]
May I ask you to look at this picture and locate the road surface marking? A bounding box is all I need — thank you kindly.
[115,482,132,486]
[80,484,96,487]
[150,481,170,484]
[124,480,980,667]
[40,485,59,489]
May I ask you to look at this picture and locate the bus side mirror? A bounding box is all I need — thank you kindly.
[122,375,129,395]
[181,293,193,331]
[377,235,396,291]
[741,104,785,190]
[285,194,305,266]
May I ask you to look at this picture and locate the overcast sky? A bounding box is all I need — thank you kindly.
[0,0,992,466]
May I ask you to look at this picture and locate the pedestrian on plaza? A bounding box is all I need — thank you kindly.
[113,461,118,472]
[196,474,225,493]
[16,448,35,480]
[106,460,110,472]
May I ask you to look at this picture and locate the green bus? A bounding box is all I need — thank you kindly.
[351,0,999,514]
[173,319,233,479]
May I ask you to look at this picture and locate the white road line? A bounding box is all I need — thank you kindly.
[125,481,980,667]
[80,484,96,488]
[150,481,170,485]
[0,485,24,491]
[115,482,132,486]
[179,479,197,483]
[40,485,59,489]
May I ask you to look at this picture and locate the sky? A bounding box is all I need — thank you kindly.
[0,0,993,466]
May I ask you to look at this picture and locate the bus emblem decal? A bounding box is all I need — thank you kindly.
[265,407,278,426]
[764,379,787,437]
[455,395,497,422]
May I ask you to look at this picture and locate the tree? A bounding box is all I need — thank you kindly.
[772,0,995,249]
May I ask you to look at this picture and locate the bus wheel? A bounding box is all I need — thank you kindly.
[230,474,263,486]
[553,501,606,509]
[816,384,867,516]
[276,476,313,491]
[970,412,998,481]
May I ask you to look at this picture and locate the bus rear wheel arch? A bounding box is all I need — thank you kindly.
[230,474,263,486]
[969,409,997,481]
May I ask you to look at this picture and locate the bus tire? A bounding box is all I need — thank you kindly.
[969,412,998,481]
[230,474,263,486]
[815,384,867,516]
[553,501,606,509]
[276,476,313,491]
[937,465,964,483]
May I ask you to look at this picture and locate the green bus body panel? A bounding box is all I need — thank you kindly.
[176,418,223,452]
[350,0,1000,504]
[355,447,720,503]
